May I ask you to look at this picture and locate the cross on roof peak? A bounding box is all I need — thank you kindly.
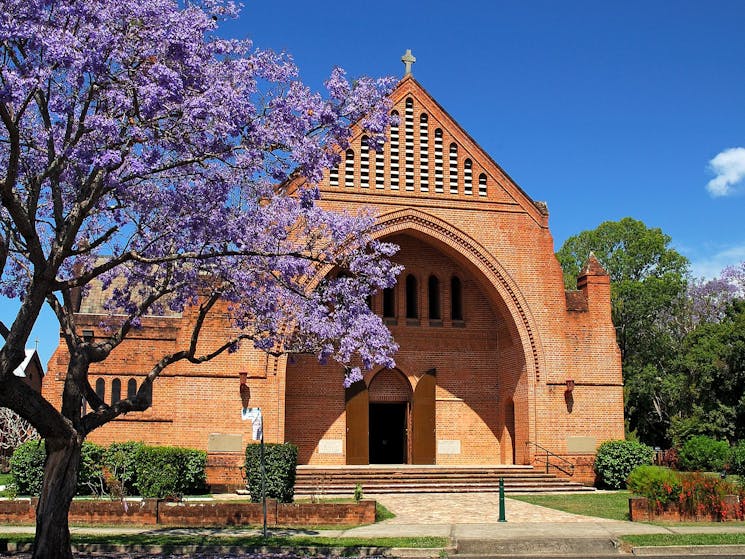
[401,49,416,76]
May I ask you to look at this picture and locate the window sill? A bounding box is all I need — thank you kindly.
[452,320,466,328]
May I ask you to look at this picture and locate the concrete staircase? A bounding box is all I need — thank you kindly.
[294,465,593,496]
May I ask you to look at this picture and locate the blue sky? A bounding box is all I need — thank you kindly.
[2,0,744,366]
[226,0,745,277]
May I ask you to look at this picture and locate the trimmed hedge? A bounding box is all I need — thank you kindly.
[627,465,681,506]
[77,442,106,495]
[594,439,655,489]
[134,446,208,498]
[103,441,144,495]
[244,442,297,503]
[9,441,207,498]
[677,435,730,472]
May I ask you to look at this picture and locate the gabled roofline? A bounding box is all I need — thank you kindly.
[13,348,45,378]
[391,75,547,222]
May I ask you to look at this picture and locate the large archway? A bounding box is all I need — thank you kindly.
[284,209,540,466]
[370,209,540,465]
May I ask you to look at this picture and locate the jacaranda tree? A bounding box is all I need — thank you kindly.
[0,1,399,556]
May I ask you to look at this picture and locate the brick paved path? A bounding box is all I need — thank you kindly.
[369,493,616,524]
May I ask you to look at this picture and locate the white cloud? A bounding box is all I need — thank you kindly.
[706,147,745,197]
[687,243,745,279]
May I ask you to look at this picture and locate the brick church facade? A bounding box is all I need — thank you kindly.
[46,72,624,486]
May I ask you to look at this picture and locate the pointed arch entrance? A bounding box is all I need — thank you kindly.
[366,209,542,466]
[290,208,541,467]
[368,369,410,464]
[345,368,436,465]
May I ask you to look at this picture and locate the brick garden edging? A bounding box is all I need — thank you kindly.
[0,498,376,527]
[629,496,742,522]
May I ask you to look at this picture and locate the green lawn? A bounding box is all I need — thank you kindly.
[509,491,630,520]
[0,473,13,498]
[622,533,745,547]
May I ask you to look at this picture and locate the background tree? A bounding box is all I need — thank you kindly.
[1,1,398,557]
[668,285,745,444]
[556,217,689,365]
[0,407,38,453]
[556,217,689,445]
[684,262,744,329]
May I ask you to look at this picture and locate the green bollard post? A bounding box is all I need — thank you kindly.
[498,477,506,522]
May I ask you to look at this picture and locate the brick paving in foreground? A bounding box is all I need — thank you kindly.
[367,492,615,524]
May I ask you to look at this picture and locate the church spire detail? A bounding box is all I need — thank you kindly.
[401,49,416,76]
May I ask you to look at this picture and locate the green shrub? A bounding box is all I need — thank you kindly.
[730,441,745,477]
[134,446,207,498]
[627,465,681,506]
[180,448,208,495]
[77,442,106,495]
[103,441,144,495]
[594,439,655,489]
[9,440,208,499]
[244,443,297,503]
[9,440,45,496]
[678,435,730,472]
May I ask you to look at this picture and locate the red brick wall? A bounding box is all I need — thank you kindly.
[629,496,742,522]
[0,499,375,527]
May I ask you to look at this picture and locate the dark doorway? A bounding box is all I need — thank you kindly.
[369,403,407,464]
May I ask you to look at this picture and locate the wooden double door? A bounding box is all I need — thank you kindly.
[345,368,436,465]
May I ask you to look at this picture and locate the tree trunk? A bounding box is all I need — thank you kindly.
[32,436,80,559]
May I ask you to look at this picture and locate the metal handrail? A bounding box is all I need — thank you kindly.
[525,441,575,477]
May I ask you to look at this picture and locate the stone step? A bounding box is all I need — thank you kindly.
[296,475,564,484]
[295,479,570,487]
[295,486,593,497]
[293,465,591,495]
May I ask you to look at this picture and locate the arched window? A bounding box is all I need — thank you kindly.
[383,287,396,318]
[434,129,443,193]
[451,276,464,322]
[464,159,473,195]
[360,136,370,188]
[111,378,121,404]
[329,163,339,187]
[127,378,137,399]
[390,110,399,190]
[95,378,105,402]
[419,114,429,192]
[404,98,414,191]
[449,143,459,194]
[344,149,355,188]
[479,173,488,197]
[405,274,418,319]
[428,275,441,321]
[142,381,153,406]
[375,144,385,189]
